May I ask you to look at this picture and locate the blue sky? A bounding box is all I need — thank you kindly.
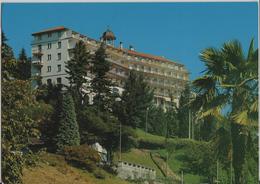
[2,2,258,80]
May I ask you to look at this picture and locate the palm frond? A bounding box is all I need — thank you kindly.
[250,99,258,112]
[231,110,258,126]
[247,38,255,62]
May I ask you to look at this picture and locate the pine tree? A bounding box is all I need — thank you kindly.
[115,70,153,128]
[17,48,31,80]
[91,42,112,112]
[66,40,91,108]
[55,92,80,151]
[177,84,191,138]
[1,32,17,80]
[1,32,14,61]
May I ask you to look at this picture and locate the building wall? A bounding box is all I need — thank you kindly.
[31,27,189,107]
[31,30,74,87]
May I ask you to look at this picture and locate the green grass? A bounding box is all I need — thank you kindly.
[136,128,204,184]
[156,149,202,184]
[136,128,167,143]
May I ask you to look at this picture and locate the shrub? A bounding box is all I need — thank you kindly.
[138,139,165,149]
[63,144,100,172]
[94,169,106,179]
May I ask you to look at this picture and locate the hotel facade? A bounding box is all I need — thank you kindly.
[31,26,189,108]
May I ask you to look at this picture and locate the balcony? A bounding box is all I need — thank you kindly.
[32,60,43,67]
[32,48,43,58]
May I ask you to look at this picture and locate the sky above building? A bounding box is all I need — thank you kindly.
[2,2,258,80]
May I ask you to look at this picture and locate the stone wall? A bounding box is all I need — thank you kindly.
[117,161,156,180]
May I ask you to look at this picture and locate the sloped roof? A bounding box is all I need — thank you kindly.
[32,26,67,36]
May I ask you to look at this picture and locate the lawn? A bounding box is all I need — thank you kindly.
[136,128,203,184]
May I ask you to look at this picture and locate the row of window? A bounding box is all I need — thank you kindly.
[47,42,62,49]
[47,77,62,85]
[125,55,183,71]
[37,42,62,51]
[47,53,62,61]
[36,32,62,40]
[47,65,62,72]
[129,64,186,79]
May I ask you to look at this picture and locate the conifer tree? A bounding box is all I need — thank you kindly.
[91,42,112,112]
[17,48,31,80]
[1,32,17,80]
[177,84,191,138]
[55,92,80,151]
[66,40,91,108]
[115,70,153,128]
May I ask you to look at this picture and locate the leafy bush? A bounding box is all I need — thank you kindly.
[63,144,100,172]
[94,169,106,179]
[138,139,165,149]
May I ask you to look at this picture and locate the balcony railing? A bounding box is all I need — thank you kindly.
[32,48,43,58]
[32,60,43,67]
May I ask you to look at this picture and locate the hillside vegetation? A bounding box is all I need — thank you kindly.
[23,152,130,184]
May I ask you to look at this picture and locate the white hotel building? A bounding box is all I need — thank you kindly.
[31,26,189,107]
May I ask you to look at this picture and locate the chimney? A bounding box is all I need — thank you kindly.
[119,42,123,49]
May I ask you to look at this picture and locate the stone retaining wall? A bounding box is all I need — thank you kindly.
[117,161,156,180]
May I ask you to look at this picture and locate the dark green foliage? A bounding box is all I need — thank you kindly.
[91,42,113,112]
[177,84,191,138]
[147,105,179,137]
[17,48,31,80]
[192,39,258,183]
[147,106,167,136]
[78,106,136,161]
[199,116,216,141]
[1,32,14,61]
[1,32,17,80]
[94,169,106,179]
[2,80,50,184]
[180,141,216,182]
[63,144,100,172]
[114,70,153,128]
[55,92,80,152]
[165,107,179,138]
[138,139,165,150]
[36,84,63,150]
[66,40,91,109]
[2,148,23,184]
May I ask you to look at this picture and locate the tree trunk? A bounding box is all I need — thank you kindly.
[231,122,247,184]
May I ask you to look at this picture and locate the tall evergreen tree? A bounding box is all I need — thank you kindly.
[91,42,112,112]
[115,70,153,128]
[55,92,80,151]
[1,32,17,80]
[66,40,91,108]
[17,48,31,80]
[177,84,191,138]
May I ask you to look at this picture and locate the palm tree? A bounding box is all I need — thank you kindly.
[192,39,258,184]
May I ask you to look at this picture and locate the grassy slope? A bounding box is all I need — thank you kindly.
[23,129,204,184]
[136,129,202,184]
[23,152,130,184]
